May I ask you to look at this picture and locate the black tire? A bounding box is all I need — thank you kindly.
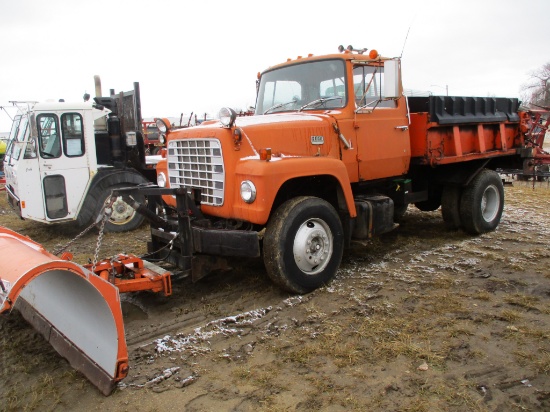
[459,169,504,235]
[441,184,462,230]
[263,196,344,294]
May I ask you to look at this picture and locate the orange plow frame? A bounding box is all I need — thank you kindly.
[0,227,171,395]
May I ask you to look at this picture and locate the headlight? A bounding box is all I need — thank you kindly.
[157,172,167,188]
[159,134,165,144]
[219,107,237,128]
[155,118,171,133]
[240,180,256,203]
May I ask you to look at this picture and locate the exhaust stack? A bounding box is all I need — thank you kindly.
[93,75,108,131]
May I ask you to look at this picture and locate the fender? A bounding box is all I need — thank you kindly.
[231,156,357,224]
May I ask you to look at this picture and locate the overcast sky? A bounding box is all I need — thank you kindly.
[0,0,548,132]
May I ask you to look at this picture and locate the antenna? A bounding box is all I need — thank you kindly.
[400,12,417,58]
[400,25,411,58]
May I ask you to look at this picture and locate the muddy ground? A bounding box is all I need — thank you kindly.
[1,180,549,412]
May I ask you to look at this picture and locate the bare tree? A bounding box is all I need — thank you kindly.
[521,62,550,108]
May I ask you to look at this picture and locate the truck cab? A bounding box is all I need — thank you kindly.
[4,80,153,232]
[254,51,410,182]
[5,103,101,222]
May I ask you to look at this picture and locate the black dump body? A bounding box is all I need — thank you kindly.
[407,96,520,125]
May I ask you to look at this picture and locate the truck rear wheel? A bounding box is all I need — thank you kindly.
[441,184,462,230]
[98,185,146,233]
[459,169,504,235]
[263,196,344,294]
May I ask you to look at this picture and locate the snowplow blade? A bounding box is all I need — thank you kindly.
[0,227,128,395]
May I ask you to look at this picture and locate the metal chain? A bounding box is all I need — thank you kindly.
[53,193,116,273]
[91,199,115,272]
[52,218,101,256]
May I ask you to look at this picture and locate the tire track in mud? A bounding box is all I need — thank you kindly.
[120,260,291,350]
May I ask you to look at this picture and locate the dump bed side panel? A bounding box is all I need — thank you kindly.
[408,96,521,165]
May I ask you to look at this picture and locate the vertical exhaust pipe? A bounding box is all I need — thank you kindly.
[94,75,107,131]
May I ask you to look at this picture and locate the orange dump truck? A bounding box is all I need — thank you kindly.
[1,45,546,394]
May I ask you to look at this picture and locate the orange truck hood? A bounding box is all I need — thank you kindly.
[233,112,339,158]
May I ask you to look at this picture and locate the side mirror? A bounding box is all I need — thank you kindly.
[24,137,38,159]
[384,60,400,99]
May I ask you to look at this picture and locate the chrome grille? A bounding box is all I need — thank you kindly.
[167,139,224,206]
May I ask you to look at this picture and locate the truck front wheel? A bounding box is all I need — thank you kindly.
[263,196,344,294]
[459,169,504,235]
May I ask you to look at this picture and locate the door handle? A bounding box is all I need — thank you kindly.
[395,125,409,131]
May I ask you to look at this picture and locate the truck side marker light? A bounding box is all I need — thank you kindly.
[259,148,272,161]
[21,201,26,209]
[234,129,242,150]
[369,49,379,59]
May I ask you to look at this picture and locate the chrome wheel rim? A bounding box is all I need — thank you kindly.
[481,184,500,222]
[293,218,333,275]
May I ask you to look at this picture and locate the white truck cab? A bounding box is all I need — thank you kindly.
[5,102,103,222]
[4,80,153,232]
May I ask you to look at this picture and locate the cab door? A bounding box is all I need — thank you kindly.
[352,63,411,181]
[3,114,45,220]
[36,111,91,221]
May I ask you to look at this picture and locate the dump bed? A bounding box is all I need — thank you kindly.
[408,96,521,166]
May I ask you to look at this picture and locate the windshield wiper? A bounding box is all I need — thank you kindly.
[355,99,381,113]
[298,96,342,112]
[263,98,299,114]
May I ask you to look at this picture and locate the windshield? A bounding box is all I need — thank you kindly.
[4,114,29,163]
[256,59,347,115]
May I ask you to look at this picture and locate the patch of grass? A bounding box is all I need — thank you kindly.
[473,290,492,301]
[274,340,320,365]
[232,365,252,380]
[3,372,63,412]
[498,309,523,323]
[447,325,475,338]
[519,325,550,342]
[424,274,456,290]
[514,349,550,375]
[427,379,487,412]
[534,350,550,374]
[504,294,540,311]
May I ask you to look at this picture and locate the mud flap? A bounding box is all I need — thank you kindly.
[0,227,128,395]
